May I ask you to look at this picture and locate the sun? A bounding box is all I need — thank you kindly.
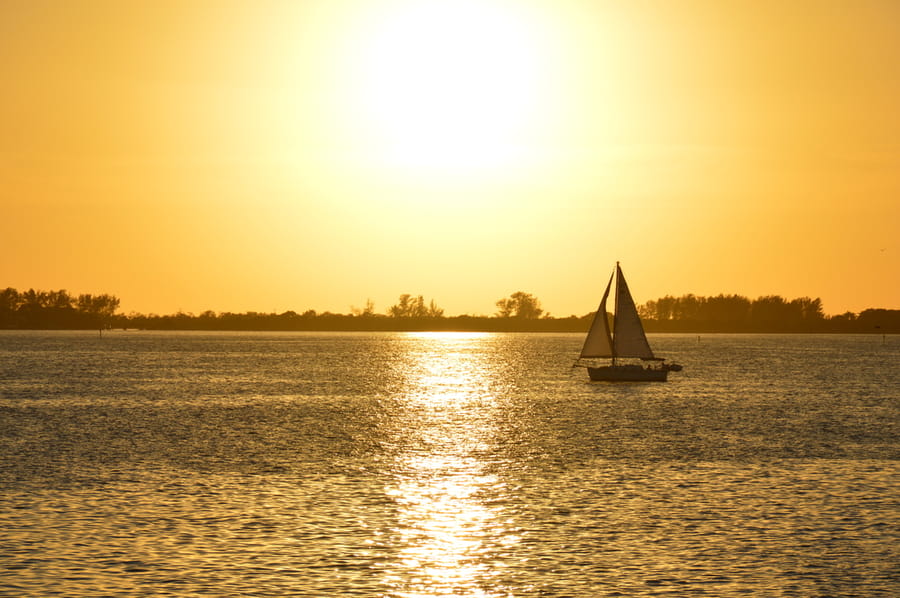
[342,0,555,179]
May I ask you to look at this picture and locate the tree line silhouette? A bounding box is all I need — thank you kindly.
[0,288,120,330]
[638,293,897,333]
[1,287,897,333]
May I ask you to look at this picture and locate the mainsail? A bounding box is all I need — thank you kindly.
[580,263,655,360]
[611,265,655,359]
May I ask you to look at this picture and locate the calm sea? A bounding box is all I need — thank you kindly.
[1,331,898,597]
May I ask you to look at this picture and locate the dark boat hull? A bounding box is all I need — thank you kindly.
[587,364,669,382]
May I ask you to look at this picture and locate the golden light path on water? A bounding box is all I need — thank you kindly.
[380,332,518,597]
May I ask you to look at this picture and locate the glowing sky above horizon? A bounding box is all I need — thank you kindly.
[2,0,898,316]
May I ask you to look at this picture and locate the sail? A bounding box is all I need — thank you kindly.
[612,265,656,359]
[580,270,614,358]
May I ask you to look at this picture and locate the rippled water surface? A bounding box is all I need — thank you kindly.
[1,331,898,596]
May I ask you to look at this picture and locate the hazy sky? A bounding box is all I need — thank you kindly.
[3,0,898,317]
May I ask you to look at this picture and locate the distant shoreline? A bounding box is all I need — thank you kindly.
[3,319,897,335]
[3,287,898,334]
[105,307,900,334]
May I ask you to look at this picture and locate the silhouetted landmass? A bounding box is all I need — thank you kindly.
[0,288,119,330]
[642,293,847,333]
[1,287,898,333]
[638,294,899,333]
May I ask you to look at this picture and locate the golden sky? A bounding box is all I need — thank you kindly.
[2,0,898,316]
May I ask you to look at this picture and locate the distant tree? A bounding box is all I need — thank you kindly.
[858,308,900,331]
[792,297,824,322]
[16,289,43,328]
[351,299,376,317]
[495,291,543,319]
[427,299,444,318]
[0,287,19,308]
[76,293,121,329]
[750,295,789,328]
[673,294,702,321]
[21,289,42,309]
[388,294,443,318]
[0,288,20,327]
[496,299,513,318]
[640,295,678,321]
[44,290,73,309]
[701,294,752,326]
[388,294,415,317]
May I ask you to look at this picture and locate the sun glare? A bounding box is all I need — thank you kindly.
[344,0,554,179]
[378,333,515,595]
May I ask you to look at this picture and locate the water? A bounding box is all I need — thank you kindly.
[1,331,898,597]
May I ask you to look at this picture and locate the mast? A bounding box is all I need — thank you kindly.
[613,261,620,365]
[613,262,620,363]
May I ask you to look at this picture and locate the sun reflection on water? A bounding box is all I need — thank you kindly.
[381,333,516,597]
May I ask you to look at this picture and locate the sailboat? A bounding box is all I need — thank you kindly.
[577,263,682,381]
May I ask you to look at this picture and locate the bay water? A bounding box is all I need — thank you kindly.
[1,331,898,596]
